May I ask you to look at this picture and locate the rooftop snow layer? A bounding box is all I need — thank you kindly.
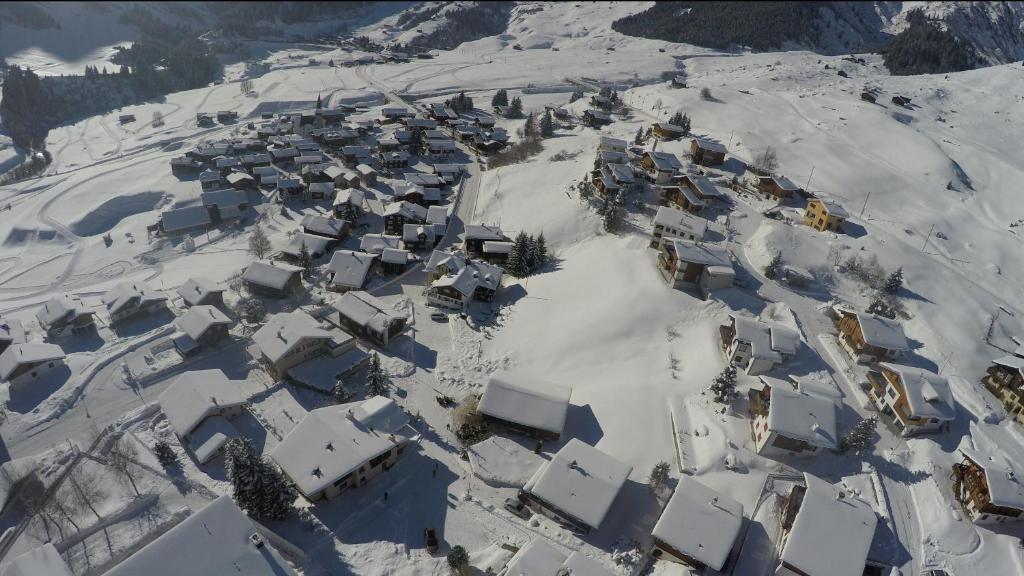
[652,476,744,571]
[477,372,571,436]
[156,369,248,438]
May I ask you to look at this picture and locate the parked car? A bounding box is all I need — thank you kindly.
[424,527,438,554]
[504,497,531,520]
[430,311,448,322]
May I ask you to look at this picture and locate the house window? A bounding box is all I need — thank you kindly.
[886,386,898,399]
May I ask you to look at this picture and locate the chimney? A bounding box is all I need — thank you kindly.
[569,460,578,470]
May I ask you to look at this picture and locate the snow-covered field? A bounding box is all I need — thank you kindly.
[2,1,1024,575]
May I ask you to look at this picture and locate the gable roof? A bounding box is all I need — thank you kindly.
[653,476,744,571]
[959,427,1024,511]
[815,197,850,219]
[878,363,955,421]
[333,291,407,335]
[102,281,166,315]
[252,312,332,364]
[426,205,448,225]
[654,206,707,238]
[282,233,331,258]
[0,319,26,346]
[478,372,571,436]
[242,261,302,290]
[302,214,346,238]
[161,206,212,233]
[176,305,232,341]
[668,239,732,267]
[523,439,632,530]
[360,234,402,254]
[326,250,377,289]
[853,313,909,351]
[156,369,248,437]
[384,200,428,221]
[646,151,683,171]
[693,137,727,153]
[464,224,506,242]
[176,278,223,307]
[760,376,839,450]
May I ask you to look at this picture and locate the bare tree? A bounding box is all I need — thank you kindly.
[757,146,779,174]
[151,111,164,128]
[109,436,141,495]
[68,466,105,522]
[248,223,271,259]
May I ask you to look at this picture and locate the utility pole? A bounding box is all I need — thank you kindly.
[726,130,734,150]
[804,165,815,192]
[921,223,936,252]
[859,190,872,219]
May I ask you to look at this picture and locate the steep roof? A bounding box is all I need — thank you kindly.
[853,313,909,351]
[101,281,166,315]
[242,260,302,291]
[959,428,1024,511]
[523,439,632,530]
[252,312,332,364]
[502,539,617,576]
[156,370,248,437]
[326,250,377,290]
[333,291,407,335]
[653,476,744,571]
[360,234,402,254]
[815,197,850,219]
[384,200,428,221]
[653,206,708,238]
[282,233,331,258]
[693,137,727,153]
[646,151,683,171]
[176,278,223,307]
[464,224,506,241]
[176,305,232,341]
[760,376,839,450]
[668,239,732,267]
[879,363,955,421]
[478,372,571,436]
[36,294,92,328]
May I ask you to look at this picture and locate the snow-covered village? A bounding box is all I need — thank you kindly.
[1,2,1024,575]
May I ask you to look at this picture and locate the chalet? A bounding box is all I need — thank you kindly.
[241,260,303,298]
[379,151,411,169]
[426,139,458,157]
[201,189,248,215]
[107,496,297,576]
[651,205,708,248]
[170,156,203,174]
[383,201,428,235]
[804,197,849,232]
[652,122,687,140]
[720,314,800,375]
[270,397,413,501]
[597,149,629,167]
[359,234,402,255]
[423,250,503,310]
[432,163,463,184]
[119,114,135,124]
[333,188,365,219]
[380,248,411,274]
[776,473,877,576]
[427,205,448,228]
[671,75,687,88]
[453,125,483,143]
[481,241,514,264]
[658,239,735,295]
[199,170,223,191]
[332,291,408,346]
[677,173,724,204]
[251,311,333,377]
[597,136,628,155]
[421,128,446,142]
[405,172,446,190]
[36,294,95,336]
[269,147,300,164]
[470,113,496,129]
[277,178,304,196]
[652,477,744,571]
[582,109,612,127]
[590,94,613,110]
[499,539,616,576]
[403,117,437,132]
[592,163,637,198]
[190,143,230,162]
[225,172,256,190]
[953,443,1024,524]
[520,439,631,532]
[982,346,1024,425]
[691,138,727,166]
[296,154,324,169]
[356,164,377,186]
[251,165,279,186]
[429,103,459,122]
[281,233,332,261]
[102,281,167,324]
[402,223,437,251]
[176,277,224,308]
[477,372,571,440]
[377,135,401,152]
[758,175,802,200]
[0,319,26,356]
[196,112,214,126]
[340,171,362,189]
[320,165,347,187]
[325,250,377,292]
[159,206,212,236]
[0,343,66,391]
[379,107,413,123]
[463,224,509,255]
[866,363,954,436]
[306,181,334,200]
[216,110,238,123]
[300,163,334,184]
[642,151,683,184]
[215,156,242,174]
[302,214,348,242]
[748,376,838,457]
[157,370,246,463]
[836,310,909,363]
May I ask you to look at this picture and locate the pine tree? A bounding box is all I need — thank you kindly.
[491,88,508,108]
[883,267,903,294]
[680,113,691,135]
[648,461,671,492]
[154,440,178,467]
[447,545,470,575]
[535,232,548,266]
[539,111,554,137]
[333,379,351,404]
[248,223,271,259]
[505,232,530,277]
[602,197,622,233]
[298,241,314,279]
[669,110,684,126]
[316,93,322,109]
[764,251,782,280]
[709,365,738,403]
[366,353,390,397]
[523,112,537,138]
[840,417,878,454]
[224,438,296,520]
[525,234,540,272]
[508,96,523,118]
[569,88,585,103]
[634,126,644,145]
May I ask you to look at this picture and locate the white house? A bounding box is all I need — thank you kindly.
[106,496,297,576]
[776,473,877,576]
[477,372,571,440]
[270,396,413,501]
[652,476,744,571]
[650,205,708,249]
[720,314,800,375]
[498,539,616,576]
[251,312,334,377]
[520,439,632,532]
[867,363,955,436]
[35,294,96,336]
[423,250,502,311]
[157,370,248,463]
[0,343,66,391]
[749,376,839,457]
[102,281,167,324]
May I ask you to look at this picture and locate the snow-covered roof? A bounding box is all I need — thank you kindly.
[653,476,744,571]
[360,234,402,254]
[384,200,428,221]
[426,205,448,225]
[156,370,247,438]
[2,543,73,576]
[814,197,850,219]
[959,443,1024,511]
[655,122,687,134]
[780,473,877,576]
[853,312,909,351]
[333,188,365,208]
[686,174,722,198]
[646,151,683,171]
[760,376,839,450]
[523,439,632,530]
[176,278,223,307]
[242,260,302,290]
[668,239,732,267]
[405,172,445,187]
[161,205,212,233]
[176,305,231,342]
[202,189,248,208]
[502,539,616,576]
[252,312,332,365]
[585,109,611,121]
[483,241,514,254]
[225,172,255,187]
[464,224,506,241]
[282,233,331,258]
[478,372,571,436]
[732,316,784,361]
[270,397,410,496]
[326,250,377,289]
[356,163,376,177]
[403,223,436,243]
[693,137,728,153]
[36,294,92,329]
[430,255,503,296]
[277,177,303,190]
[333,291,407,335]
[0,319,26,346]
[654,206,708,239]
[381,248,410,265]
[302,214,345,238]
[307,182,334,195]
[878,363,955,421]
[432,163,462,175]
[106,496,296,576]
[187,415,239,463]
[607,162,635,184]
[102,281,166,315]
[992,352,1024,374]
[771,175,801,191]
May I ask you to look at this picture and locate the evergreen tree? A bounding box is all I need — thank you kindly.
[648,461,671,492]
[224,438,297,521]
[525,234,540,271]
[508,96,523,118]
[840,417,878,454]
[634,126,644,145]
[316,93,322,109]
[669,110,684,126]
[883,267,903,294]
[866,296,898,319]
[505,232,530,277]
[298,241,314,279]
[366,353,390,397]
[709,365,738,404]
[764,251,782,280]
[680,113,691,135]
[602,198,623,233]
[539,110,554,137]
[447,545,470,575]
[523,111,537,138]
[535,232,548,266]
[491,88,508,108]
[333,379,351,404]
[248,223,271,259]
[569,88,585,103]
[154,440,178,467]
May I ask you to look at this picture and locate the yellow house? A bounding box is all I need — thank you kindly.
[803,198,849,232]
